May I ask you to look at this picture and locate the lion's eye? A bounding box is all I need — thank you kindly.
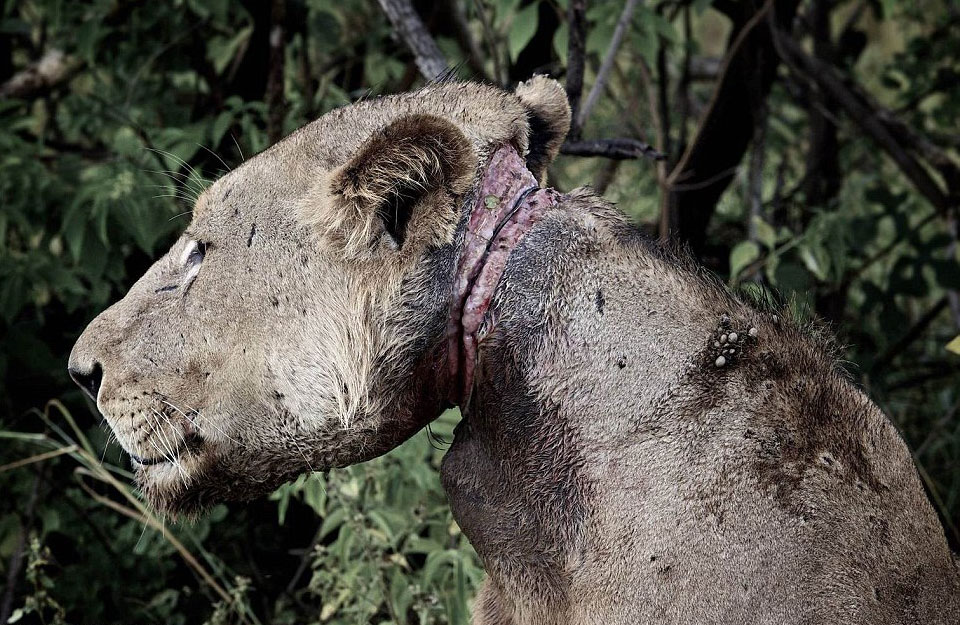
[181,240,207,285]
[186,241,206,267]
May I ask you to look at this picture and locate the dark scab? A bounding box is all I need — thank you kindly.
[155,284,177,293]
[247,223,257,247]
[270,296,280,307]
[222,187,232,202]
[616,359,627,369]
[595,288,605,314]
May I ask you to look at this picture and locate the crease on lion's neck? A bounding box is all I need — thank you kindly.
[447,145,561,406]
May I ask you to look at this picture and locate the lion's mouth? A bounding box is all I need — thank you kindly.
[128,431,204,468]
[131,453,169,466]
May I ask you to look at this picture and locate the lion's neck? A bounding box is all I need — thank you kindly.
[442,191,730,617]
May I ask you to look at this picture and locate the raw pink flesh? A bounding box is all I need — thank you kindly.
[447,145,561,404]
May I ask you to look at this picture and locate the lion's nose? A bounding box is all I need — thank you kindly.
[68,361,103,402]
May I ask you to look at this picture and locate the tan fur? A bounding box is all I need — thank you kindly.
[69,78,959,623]
[69,79,561,511]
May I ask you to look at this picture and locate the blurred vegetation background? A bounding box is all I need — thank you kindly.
[1,0,959,623]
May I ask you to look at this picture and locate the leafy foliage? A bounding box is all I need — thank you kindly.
[1,0,959,623]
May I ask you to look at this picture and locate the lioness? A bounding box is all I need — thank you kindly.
[69,77,960,623]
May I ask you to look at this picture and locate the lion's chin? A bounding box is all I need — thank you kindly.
[135,450,310,517]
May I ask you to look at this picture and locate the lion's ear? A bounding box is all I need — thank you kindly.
[514,76,571,182]
[314,114,476,255]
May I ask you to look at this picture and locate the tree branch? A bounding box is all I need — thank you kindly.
[561,138,666,160]
[577,0,640,131]
[772,28,957,214]
[377,0,448,81]
[566,0,588,140]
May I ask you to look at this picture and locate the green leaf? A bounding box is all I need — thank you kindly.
[799,243,830,281]
[553,21,569,61]
[947,335,960,355]
[210,111,234,149]
[207,25,253,74]
[508,2,540,63]
[729,241,760,283]
[751,215,778,249]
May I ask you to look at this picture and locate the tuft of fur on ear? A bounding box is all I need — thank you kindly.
[514,76,571,182]
[306,114,476,256]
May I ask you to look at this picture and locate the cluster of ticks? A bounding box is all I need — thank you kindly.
[712,314,760,368]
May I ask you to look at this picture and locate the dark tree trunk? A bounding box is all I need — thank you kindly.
[668,0,800,263]
[509,1,561,84]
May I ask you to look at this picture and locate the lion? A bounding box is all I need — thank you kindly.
[69,77,960,623]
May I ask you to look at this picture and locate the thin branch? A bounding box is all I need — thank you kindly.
[377,0,448,81]
[577,0,640,131]
[561,138,665,160]
[0,445,78,474]
[566,0,588,140]
[662,0,799,251]
[847,211,939,281]
[772,27,955,214]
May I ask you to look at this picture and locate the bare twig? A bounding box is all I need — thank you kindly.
[578,0,641,131]
[0,446,78,474]
[561,138,665,160]
[566,0,588,140]
[377,0,448,80]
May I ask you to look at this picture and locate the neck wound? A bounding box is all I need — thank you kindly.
[447,145,561,405]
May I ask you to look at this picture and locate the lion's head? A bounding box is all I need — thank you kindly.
[67,78,570,514]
